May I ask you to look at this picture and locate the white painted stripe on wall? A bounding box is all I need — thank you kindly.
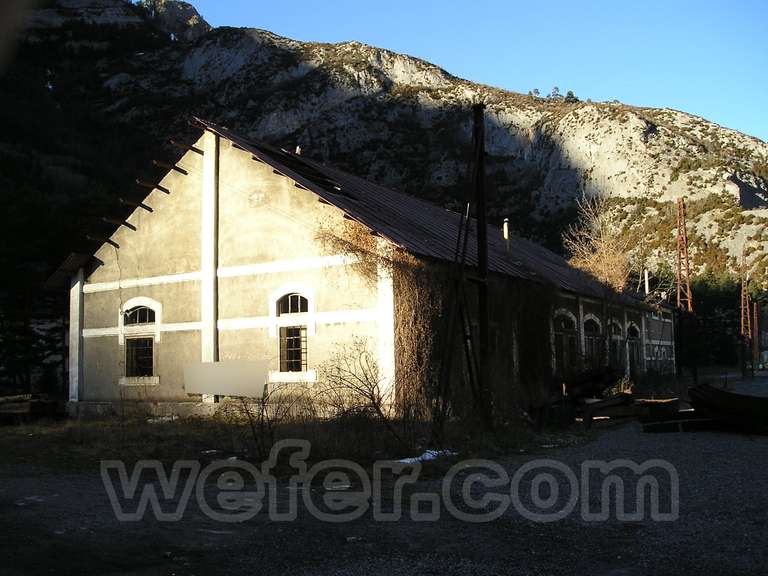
[83,271,201,294]
[81,255,359,294]
[83,311,379,338]
[217,254,359,278]
[82,327,119,338]
[83,321,202,339]
[163,322,204,332]
[218,317,271,331]
[219,309,379,331]
[317,309,379,325]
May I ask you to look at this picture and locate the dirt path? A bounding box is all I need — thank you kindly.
[1,422,766,575]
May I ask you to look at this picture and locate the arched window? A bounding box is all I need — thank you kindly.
[118,297,162,382]
[583,317,603,368]
[554,314,576,332]
[553,310,578,377]
[626,323,641,377]
[124,306,156,326]
[608,321,625,369]
[277,293,308,316]
[123,306,156,378]
[276,293,308,372]
[584,318,601,334]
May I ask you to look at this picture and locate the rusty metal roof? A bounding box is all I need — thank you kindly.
[198,119,615,299]
[48,117,626,301]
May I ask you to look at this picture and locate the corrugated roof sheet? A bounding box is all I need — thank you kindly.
[198,119,613,299]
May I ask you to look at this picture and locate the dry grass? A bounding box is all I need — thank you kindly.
[0,411,589,475]
[0,416,237,472]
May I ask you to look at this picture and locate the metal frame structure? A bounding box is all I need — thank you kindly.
[675,198,694,312]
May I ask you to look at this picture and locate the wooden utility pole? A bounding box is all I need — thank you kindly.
[432,105,493,440]
[472,104,489,381]
[472,103,492,424]
[675,198,694,312]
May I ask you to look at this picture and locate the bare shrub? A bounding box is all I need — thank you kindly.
[217,383,316,461]
[316,337,410,449]
[563,195,632,293]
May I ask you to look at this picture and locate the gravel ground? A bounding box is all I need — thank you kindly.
[1,421,766,575]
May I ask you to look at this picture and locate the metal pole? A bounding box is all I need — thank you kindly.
[753,301,760,375]
[644,269,650,295]
[472,103,490,422]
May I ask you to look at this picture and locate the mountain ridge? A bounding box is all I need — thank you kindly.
[6,0,768,287]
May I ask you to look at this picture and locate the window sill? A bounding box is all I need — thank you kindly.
[268,369,317,384]
[119,376,160,386]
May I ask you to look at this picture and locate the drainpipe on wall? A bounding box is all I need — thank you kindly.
[201,130,219,403]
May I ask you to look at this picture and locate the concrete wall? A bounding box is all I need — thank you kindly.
[74,131,393,403]
[551,293,676,378]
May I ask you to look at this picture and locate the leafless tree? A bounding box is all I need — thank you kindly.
[563,195,632,293]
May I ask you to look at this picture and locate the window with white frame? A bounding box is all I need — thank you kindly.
[278,293,308,316]
[123,305,156,377]
[124,305,155,326]
[277,293,308,373]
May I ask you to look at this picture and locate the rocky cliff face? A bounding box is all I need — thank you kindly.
[137,0,210,41]
[7,0,768,285]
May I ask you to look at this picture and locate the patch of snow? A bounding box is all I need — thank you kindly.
[397,449,457,464]
[147,415,176,423]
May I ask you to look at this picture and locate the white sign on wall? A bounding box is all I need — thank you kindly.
[184,360,270,398]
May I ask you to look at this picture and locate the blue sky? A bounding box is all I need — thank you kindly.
[191,0,767,142]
